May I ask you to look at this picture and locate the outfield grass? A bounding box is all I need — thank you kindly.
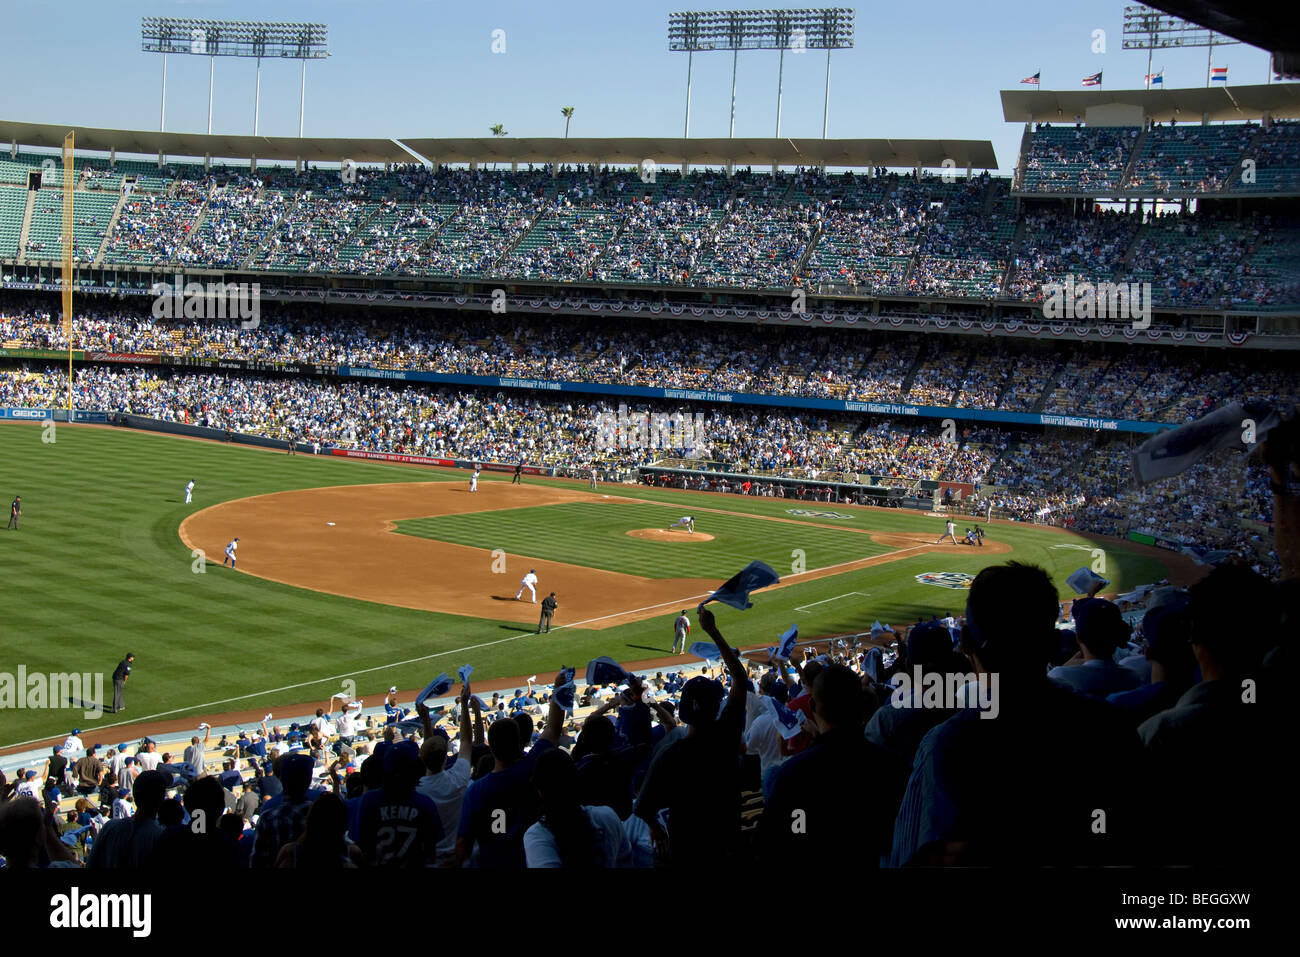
[0,422,1172,748]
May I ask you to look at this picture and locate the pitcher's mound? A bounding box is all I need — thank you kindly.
[627,528,715,543]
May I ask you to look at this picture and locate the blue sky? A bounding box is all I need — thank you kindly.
[4,0,1280,174]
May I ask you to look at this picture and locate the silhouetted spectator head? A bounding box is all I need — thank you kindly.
[297,792,350,867]
[158,798,184,827]
[131,770,170,818]
[1071,598,1132,659]
[184,776,228,830]
[905,621,956,671]
[279,754,315,800]
[488,715,522,763]
[811,664,869,731]
[678,676,724,726]
[382,741,423,798]
[360,743,388,791]
[513,712,534,745]
[577,715,616,755]
[218,813,245,843]
[0,798,43,868]
[1141,592,1196,676]
[964,561,1059,676]
[1188,564,1279,676]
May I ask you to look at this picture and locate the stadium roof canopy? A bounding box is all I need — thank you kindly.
[0,119,409,164]
[0,119,997,169]
[1147,1,1300,78]
[1000,83,1300,123]
[397,137,998,169]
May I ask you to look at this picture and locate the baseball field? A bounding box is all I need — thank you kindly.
[0,420,1192,749]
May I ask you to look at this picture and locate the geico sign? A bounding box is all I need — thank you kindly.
[9,409,49,419]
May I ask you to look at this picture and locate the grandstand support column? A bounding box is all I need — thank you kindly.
[160,52,167,132]
[299,59,307,138]
[729,49,739,138]
[684,50,694,138]
[208,56,215,135]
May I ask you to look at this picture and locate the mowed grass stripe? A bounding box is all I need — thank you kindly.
[396,501,891,578]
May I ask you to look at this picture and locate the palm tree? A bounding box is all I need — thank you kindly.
[489,124,507,170]
[561,107,575,139]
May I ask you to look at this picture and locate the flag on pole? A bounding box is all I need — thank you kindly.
[1211,67,1228,83]
[1082,72,1103,87]
[1145,70,1164,87]
[1021,72,1040,85]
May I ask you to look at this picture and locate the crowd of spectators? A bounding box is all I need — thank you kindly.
[17,297,1297,421]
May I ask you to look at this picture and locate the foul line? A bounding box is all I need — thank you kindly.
[795,591,867,612]
[0,541,933,751]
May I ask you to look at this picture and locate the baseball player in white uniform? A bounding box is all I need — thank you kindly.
[667,516,695,534]
[935,520,957,545]
[672,610,690,654]
[589,467,598,491]
[223,537,239,568]
[184,480,195,504]
[516,569,539,602]
[470,467,480,492]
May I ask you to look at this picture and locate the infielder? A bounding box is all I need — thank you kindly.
[516,568,539,602]
[470,466,480,492]
[223,537,239,568]
[667,515,695,534]
[672,610,690,654]
[184,480,195,504]
[589,467,598,491]
[935,520,957,545]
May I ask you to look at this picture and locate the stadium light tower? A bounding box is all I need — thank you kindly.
[669,9,854,139]
[1122,5,1240,88]
[142,18,329,137]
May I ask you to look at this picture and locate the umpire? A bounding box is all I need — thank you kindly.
[538,593,557,633]
[7,495,19,530]
[112,653,134,713]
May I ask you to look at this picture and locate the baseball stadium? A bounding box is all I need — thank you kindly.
[0,0,1294,890]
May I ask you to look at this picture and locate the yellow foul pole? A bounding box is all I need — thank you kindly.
[62,130,74,413]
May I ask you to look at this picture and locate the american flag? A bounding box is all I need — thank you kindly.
[1021,71,1040,85]
[1211,67,1228,83]
[1082,71,1102,87]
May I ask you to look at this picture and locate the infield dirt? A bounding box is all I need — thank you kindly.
[179,480,1030,630]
